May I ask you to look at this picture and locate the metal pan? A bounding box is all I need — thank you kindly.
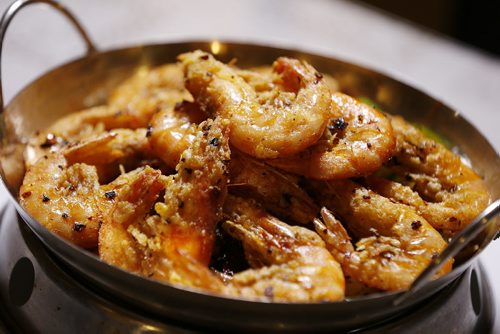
[0,0,498,332]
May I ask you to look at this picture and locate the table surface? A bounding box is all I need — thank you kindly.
[0,0,498,331]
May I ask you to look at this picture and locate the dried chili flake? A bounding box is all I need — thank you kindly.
[209,137,219,147]
[411,220,422,230]
[328,118,348,131]
[21,191,32,199]
[146,125,153,137]
[105,190,117,199]
[73,222,86,232]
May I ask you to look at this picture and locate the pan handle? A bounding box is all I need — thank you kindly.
[0,0,97,112]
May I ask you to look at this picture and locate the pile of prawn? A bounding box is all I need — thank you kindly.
[19,50,490,302]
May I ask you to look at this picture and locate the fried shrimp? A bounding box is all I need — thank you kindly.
[367,116,490,232]
[99,118,230,291]
[25,105,153,169]
[24,106,109,168]
[180,50,332,159]
[98,166,166,271]
[98,167,225,292]
[229,151,319,225]
[20,129,157,248]
[26,64,190,169]
[20,153,105,249]
[223,196,345,302]
[312,180,451,291]
[268,93,396,179]
[149,101,207,168]
[154,117,231,266]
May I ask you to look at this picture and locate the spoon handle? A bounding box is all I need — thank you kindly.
[394,199,500,306]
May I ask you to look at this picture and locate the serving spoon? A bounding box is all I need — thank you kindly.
[394,198,500,305]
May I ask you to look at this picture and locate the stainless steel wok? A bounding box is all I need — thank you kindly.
[0,0,498,332]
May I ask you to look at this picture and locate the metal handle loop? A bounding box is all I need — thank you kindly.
[0,0,97,112]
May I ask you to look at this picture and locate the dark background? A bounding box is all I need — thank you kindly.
[358,0,500,57]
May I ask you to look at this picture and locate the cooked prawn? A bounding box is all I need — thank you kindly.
[229,151,319,225]
[180,50,332,159]
[148,100,207,169]
[98,166,166,270]
[367,115,490,232]
[312,180,451,291]
[20,152,105,249]
[20,128,159,248]
[154,117,231,266]
[25,105,151,169]
[25,64,190,169]
[98,166,225,292]
[99,118,230,291]
[222,195,344,302]
[268,93,396,179]
[24,106,109,168]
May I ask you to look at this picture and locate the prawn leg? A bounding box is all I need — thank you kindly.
[223,195,345,302]
[229,151,319,225]
[311,179,451,291]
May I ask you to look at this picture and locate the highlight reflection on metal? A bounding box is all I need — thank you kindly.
[210,40,222,55]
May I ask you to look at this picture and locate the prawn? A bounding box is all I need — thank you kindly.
[367,115,490,232]
[98,166,166,271]
[154,117,231,266]
[180,50,332,159]
[312,179,451,291]
[20,152,106,249]
[25,63,190,168]
[268,92,396,179]
[99,118,231,291]
[24,106,109,168]
[223,196,344,302]
[20,129,158,248]
[229,151,319,225]
[98,167,225,292]
[24,105,152,169]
